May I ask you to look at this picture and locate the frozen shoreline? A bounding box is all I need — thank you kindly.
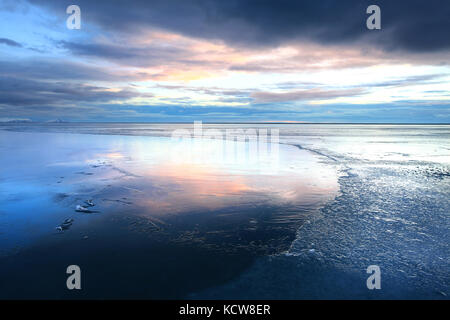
[0,123,448,299]
[189,126,450,299]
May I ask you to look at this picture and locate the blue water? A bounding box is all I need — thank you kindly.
[0,123,449,299]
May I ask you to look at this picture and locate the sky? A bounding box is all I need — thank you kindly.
[0,0,449,123]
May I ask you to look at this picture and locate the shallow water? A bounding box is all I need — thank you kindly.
[0,123,448,299]
[0,125,338,298]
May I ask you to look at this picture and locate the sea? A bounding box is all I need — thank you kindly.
[0,123,448,299]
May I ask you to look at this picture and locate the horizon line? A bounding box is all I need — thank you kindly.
[1,121,449,125]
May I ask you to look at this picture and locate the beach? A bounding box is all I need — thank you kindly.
[0,123,448,299]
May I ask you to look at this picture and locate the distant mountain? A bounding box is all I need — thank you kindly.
[0,118,33,123]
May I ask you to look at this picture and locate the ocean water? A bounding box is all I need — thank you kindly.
[0,123,448,299]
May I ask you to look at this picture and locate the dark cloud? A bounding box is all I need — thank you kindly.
[32,0,450,52]
[56,40,243,71]
[0,38,22,47]
[0,76,152,107]
[57,40,190,67]
[0,59,153,81]
[2,1,449,122]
